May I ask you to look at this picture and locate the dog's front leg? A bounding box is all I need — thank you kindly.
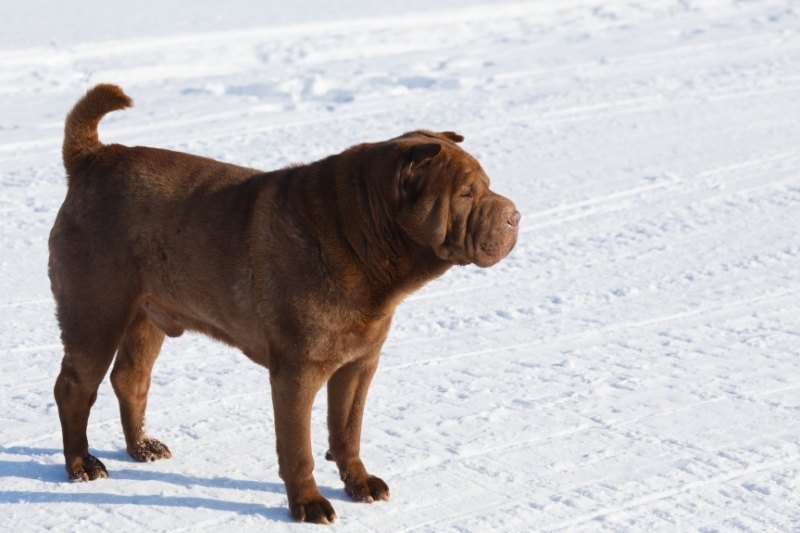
[270,368,336,524]
[325,351,390,503]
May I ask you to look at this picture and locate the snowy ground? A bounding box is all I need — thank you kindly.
[2,0,800,530]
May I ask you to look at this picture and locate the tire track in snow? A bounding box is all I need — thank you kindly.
[491,32,788,84]
[520,178,682,233]
[390,377,800,482]
[519,149,800,233]
[392,498,517,533]
[539,455,800,531]
[385,289,800,372]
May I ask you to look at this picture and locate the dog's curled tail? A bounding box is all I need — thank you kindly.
[63,83,132,179]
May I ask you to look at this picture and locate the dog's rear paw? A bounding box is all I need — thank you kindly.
[291,495,337,524]
[68,453,108,481]
[128,438,172,462]
[345,474,390,503]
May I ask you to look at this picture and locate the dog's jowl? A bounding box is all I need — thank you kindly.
[49,84,519,523]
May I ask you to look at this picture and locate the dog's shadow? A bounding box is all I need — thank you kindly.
[0,445,302,522]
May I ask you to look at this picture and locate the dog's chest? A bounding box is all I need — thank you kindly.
[301,309,393,365]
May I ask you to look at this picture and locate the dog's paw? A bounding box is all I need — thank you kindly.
[291,495,337,524]
[68,453,108,481]
[128,438,172,462]
[345,474,390,503]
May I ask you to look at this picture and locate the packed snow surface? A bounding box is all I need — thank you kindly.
[2,0,800,530]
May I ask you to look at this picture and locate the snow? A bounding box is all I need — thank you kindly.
[2,0,800,530]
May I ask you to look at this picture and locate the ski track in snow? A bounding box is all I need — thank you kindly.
[2,0,800,531]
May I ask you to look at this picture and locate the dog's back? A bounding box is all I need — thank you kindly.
[61,84,260,205]
[51,85,268,353]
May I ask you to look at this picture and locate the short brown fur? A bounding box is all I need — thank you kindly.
[49,84,519,523]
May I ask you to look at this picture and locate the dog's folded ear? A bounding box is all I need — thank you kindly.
[439,131,464,143]
[394,130,464,144]
[399,142,442,199]
[409,142,442,166]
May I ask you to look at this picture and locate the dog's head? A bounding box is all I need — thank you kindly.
[388,130,519,268]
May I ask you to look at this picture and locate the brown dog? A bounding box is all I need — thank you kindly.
[49,84,519,523]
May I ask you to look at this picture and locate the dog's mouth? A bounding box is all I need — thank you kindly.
[467,204,519,268]
[473,239,514,267]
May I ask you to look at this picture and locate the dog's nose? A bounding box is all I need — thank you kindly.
[507,210,521,228]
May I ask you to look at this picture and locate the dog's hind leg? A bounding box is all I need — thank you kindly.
[50,230,144,480]
[110,311,170,462]
[54,311,130,481]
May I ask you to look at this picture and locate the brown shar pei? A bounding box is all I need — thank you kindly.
[49,84,520,523]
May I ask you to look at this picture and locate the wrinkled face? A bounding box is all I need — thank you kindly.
[393,131,520,268]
